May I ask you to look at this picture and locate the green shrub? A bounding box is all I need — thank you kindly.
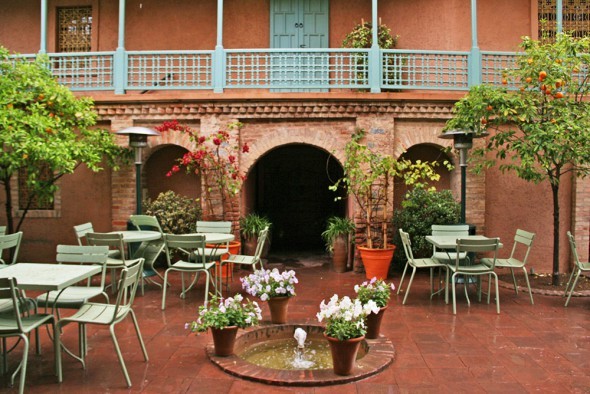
[143,191,202,234]
[392,187,460,264]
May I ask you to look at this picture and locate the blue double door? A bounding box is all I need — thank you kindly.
[270,0,329,90]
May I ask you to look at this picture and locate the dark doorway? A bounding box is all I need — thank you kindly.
[247,144,345,252]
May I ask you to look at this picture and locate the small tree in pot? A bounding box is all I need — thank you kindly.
[321,216,355,273]
[330,128,447,279]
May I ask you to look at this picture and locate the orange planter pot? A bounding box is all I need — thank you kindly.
[358,245,395,280]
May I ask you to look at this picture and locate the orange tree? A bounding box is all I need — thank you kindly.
[0,47,125,234]
[445,33,590,285]
[157,120,248,221]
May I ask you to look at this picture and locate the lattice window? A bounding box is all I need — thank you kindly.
[18,165,54,210]
[57,6,92,52]
[539,0,590,43]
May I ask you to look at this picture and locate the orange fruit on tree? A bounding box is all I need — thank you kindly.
[525,77,533,83]
[502,79,508,85]
[486,105,493,111]
[554,91,564,99]
[527,58,534,64]
[539,71,547,80]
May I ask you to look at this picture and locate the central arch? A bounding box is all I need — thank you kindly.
[243,143,345,253]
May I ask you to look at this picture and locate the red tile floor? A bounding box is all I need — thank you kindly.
[3,261,590,393]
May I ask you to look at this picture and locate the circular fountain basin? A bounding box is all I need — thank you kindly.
[205,324,395,386]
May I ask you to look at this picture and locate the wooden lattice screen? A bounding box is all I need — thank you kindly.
[539,0,590,42]
[57,6,92,52]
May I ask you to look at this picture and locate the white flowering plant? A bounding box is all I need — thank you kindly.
[186,294,262,333]
[316,295,380,340]
[354,277,395,308]
[240,268,298,301]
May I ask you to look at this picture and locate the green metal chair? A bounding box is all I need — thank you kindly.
[397,229,448,304]
[162,234,215,310]
[195,220,232,258]
[0,232,23,265]
[57,258,147,388]
[0,278,62,393]
[481,229,535,305]
[86,232,130,293]
[36,245,110,311]
[447,237,501,315]
[218,226,269,294]
[128,215,166,292]
[74,222,121,259]
[0,226,5,236]
[431,224,470,264]
[564,231,590,307]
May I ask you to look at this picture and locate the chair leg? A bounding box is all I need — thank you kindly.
[521,267,534,305]
[451,273,457,315]
[564,268,577,298]
[397,262,409,295]
[492,272,500,314]
[129,309,149,362]
[202,271,210,306]
[508,268,519,295]
[565,270,581,307]
[52,321,62,383]
[13,334,28,394]
[109,324,132,387]
[161,270,170,310]
[402,267,417,305]
[463,277,470,307]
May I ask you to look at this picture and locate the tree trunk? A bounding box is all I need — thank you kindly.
[551,182,560,286]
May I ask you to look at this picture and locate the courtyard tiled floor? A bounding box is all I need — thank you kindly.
[2,261,589,393]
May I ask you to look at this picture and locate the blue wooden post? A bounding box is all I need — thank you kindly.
[468,0,481,86]
[114,0,127,94]
[369,0,381,93]
[556,0,563,34]
[213,0,225,93]
[39,0,47,54]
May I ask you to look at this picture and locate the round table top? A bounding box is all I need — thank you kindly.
[111,230,162,243]
[194,232,235,244]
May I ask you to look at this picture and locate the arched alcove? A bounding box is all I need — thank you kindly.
[145,145,200,201]
[243,144,346,252]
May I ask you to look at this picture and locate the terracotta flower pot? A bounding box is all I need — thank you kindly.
[365,304,388,339]
[358,245,395,280]
[210,326,239,357]
[267,296,290,324]
[324,333,364,376]
[332,235,348,273]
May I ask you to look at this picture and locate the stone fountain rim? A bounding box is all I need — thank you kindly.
[205,322,395,387]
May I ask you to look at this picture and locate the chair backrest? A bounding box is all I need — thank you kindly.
[399,229,415,262]
[73,222,94,246]
[509,229,535,263]
[0,231,23,265]
[196,221,232,234]
[129,215,164,234]
[567,231,584,269]
[163,234,207,266]
[0,226,6,236]
[86,232,126,262]
[432,224,470,237]
[112,258,144,320]
[253,226,270,262]
[0,277,28,332]
[56,244,110,288]
[455,238,500,269]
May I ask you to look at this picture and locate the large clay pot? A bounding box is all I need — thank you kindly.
[365,304,388,339]
[358,245,395,280]
[243,236,270,259]
[324,334,364,376]
[332,235,348,273]
[267,296,290,324]
[210,326,239,357]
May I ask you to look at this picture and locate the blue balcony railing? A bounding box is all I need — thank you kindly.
[17,48,519,94]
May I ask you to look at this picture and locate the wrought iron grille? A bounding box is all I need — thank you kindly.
[57,7,92,53]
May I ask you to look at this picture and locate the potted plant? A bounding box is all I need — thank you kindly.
[354,277,395,339]
[316,294,379,376]
[239,213,272,257]
[321,216,355,273]
[185,293,262,357]
[330,128,444,279]
[240,268,298,324]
